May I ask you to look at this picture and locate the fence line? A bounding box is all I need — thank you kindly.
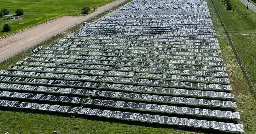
[210,0,256,92]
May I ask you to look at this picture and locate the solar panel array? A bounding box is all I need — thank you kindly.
[0,0,243,133]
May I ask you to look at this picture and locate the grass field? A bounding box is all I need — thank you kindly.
[207,0,256,133]
[212,0,256,84]
[0,0,113,37]
[0,111,197,134]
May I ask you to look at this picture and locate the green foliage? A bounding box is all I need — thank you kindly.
[15,9,24,16]
[0,12,3,18]
[81,7,90,14]
[224,0,232,10]
[0,111,192,134]
[1,9,9,15]
[0,9,9,17]
[2,24,11,32]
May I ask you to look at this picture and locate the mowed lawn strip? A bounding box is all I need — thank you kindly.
[0,0,113,37]
[207,0,256,133]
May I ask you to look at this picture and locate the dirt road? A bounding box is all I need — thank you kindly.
[0,0,128,63]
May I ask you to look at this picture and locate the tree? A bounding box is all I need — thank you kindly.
[15,9,24,16]
[224,0,232,10]
[1,9,9,15]
[81,7,90,14]
[0,12,3,18]
[2,24,11,32]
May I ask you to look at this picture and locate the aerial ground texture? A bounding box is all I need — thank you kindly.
[0,0,128,63]
[0,0,245,133]
[0,0,255,133]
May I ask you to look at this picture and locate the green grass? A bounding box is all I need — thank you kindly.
[0,111,195,134]
[207,0,256,133]
[0,0,113,37]
[212,0,256,83]
[249,0,256,6]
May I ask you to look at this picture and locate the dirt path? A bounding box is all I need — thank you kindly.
[0,0,128,63]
